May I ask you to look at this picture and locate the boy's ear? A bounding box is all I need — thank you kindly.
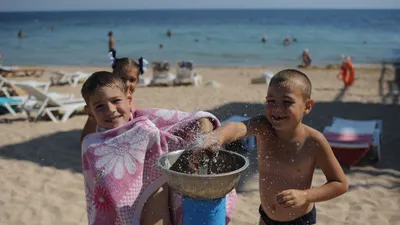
[127,93,133,105]
[84,105,94,117]
[304,99,314,115]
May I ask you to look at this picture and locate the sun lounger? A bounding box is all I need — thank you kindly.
[15,83,85,122]
[150,61,176,86]
[0,75,51,96]
[0,65,44,77]
[251,71,274,85]
[0,90,73,117]
[174,61,202,86]
[323,117,382,167]
[50,70,90,87]
[0,97,22,116]
[221,115,256,152]
[138,77,152,87]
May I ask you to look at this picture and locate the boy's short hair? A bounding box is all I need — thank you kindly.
[81,71,127,104]
[270,69,312,99]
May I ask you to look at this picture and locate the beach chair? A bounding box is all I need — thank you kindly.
[0,97,22,116]
[0,75,51,96]
[323,117,383,167]
[150,61,176,86]
[138,77,152,88]
[0,89,74,117]
[50,70,90,87]
[221,115,256,152]
[0,65,44,77]
[251,71,274,85]
[174,61,202,86]
[15,83,85,122]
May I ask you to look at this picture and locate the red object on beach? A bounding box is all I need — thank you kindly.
[331,146,370,167]
[324,132,373,167]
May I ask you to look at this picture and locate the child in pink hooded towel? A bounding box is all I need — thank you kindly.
[81,71,237,225]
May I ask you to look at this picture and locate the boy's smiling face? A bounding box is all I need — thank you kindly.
[86,85,132,129]
[265,81,313,132]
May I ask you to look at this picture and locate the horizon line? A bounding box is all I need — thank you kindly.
[1,7,400,13]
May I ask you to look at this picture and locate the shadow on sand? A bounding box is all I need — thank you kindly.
[0,100,399,193]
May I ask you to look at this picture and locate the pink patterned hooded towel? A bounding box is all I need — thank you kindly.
[82,108,237,225]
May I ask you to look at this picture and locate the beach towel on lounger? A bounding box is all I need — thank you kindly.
[82,108,237,225]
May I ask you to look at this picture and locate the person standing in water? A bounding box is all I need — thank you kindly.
[18,30,23,38]
[108,31,116,59]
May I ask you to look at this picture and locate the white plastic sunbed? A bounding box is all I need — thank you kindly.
[0,65,45,77]
[0,75,51,96]
[174,61,202,86]
[150,61,176,86]
[15,84,85,122]
[50,70,90,87]
[251,71,274,85]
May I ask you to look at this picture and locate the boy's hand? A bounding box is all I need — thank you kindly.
[198,118,214,134]
[276,189,308,208]
[191,132,221,152]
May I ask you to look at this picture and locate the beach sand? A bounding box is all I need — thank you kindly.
[0,65,399,225]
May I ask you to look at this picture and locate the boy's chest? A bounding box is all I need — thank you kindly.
[258,141,315,175]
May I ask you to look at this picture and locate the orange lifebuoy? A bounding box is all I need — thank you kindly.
[345,61,355,86]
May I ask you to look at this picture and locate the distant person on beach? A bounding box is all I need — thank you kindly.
[108,31,116,59]
[167,29,172,37]
[18,30,23,38]
[197,69,348,225]
[337,56,355,87]
[298,49,312,68]
[283,36,291,46]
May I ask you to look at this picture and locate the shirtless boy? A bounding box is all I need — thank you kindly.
[201,69,348,224]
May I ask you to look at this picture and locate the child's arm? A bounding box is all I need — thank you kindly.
[80,116,97,146]
[277,132,348,208]
[305,133,348,202]
[206,115,267,148]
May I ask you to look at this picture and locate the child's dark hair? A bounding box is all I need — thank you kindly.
[270,69,312,99]
[81,71,127,104]
[112,57,146,77]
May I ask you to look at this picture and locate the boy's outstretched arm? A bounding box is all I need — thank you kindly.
[211,115,267,146]
[276,132,348,208]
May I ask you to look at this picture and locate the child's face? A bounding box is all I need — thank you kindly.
[265,82,313,132]
[87,85,132,129]
[121,67,139,94]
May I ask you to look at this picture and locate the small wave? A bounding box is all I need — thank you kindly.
[191,51,262,60]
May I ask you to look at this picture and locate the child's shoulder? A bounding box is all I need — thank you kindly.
[303,124,328,146]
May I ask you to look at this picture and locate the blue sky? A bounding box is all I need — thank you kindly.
[2,0,400,12]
